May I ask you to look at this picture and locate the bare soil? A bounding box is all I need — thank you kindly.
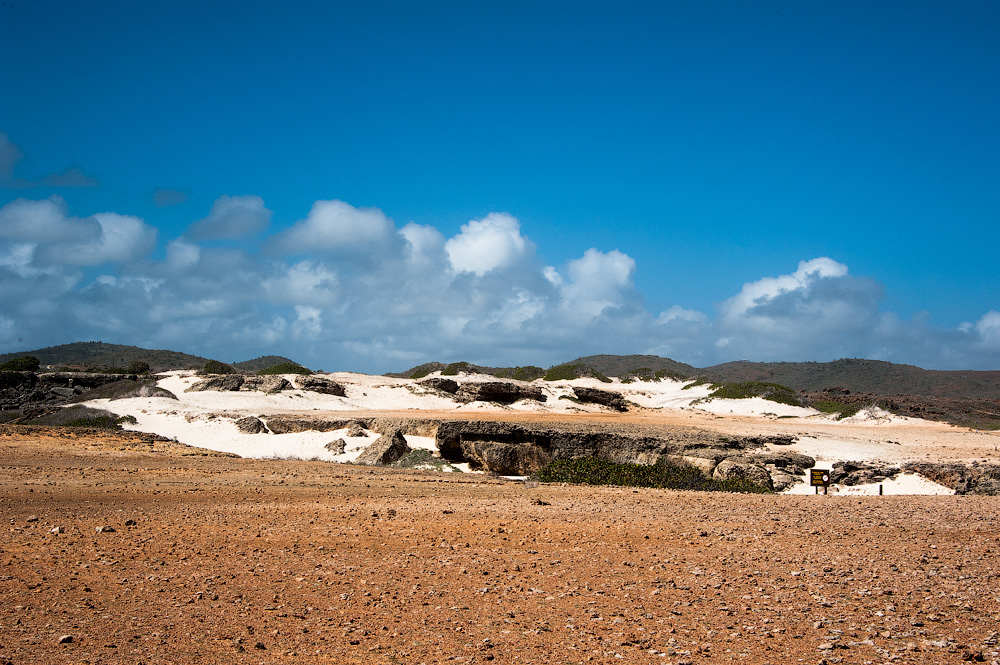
[3,426,1000,664]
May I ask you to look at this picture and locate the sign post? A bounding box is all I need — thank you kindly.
[810,469,830,495]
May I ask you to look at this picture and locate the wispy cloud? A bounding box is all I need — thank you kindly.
[0,194,997,372]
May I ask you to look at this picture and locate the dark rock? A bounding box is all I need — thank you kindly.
[356,430,411,466]
[572,387,628,411]
[186,375,245,392]
[830,461,900,486]
[455,381,546,404]
[241,376,291,393]
[294,375,347,396]
[325,438,347,455]
[235,416,267,434]
[265,417,355,434]
[419,377,460,394]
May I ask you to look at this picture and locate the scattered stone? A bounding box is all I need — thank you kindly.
[50,526,64,534]
[58,634,73,644]
[95,525,116,533]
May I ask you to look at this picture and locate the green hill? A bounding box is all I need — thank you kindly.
[0,342,306,375]
[0,342,211,372]
[699,358,1000,399]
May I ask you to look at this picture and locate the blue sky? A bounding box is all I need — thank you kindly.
[2,0,999,372]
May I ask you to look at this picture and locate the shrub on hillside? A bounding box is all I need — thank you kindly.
[543,364,611,383]
[0,355,40,371]
[441,362,470,376]
[202,360,236,375]
[707,381,803,407]
[258,362,311,376]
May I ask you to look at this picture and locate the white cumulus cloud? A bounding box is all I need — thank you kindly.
[274,199,394,253]
[445,212,530,275]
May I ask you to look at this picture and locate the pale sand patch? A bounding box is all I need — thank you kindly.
[783,471,954,496]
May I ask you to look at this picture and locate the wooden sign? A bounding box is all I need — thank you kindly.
[810,469,830,486]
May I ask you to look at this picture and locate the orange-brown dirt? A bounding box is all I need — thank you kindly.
[2,426,999,665]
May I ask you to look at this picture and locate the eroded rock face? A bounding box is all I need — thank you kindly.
[434,420,777,476]
[241,376,292,393]
[265,417,355,434]
[356,431,411,466]
[902,461,1000,495]
[187,375,291,393]
[713,459,774,490]
[571,387,628,411]
[830,461,901,486]
[294,376,346,396]
[325,438,347,455]
[455,382,546,404]
[187,375,246,392]
[235,416,267,434]
[418,378,459,394]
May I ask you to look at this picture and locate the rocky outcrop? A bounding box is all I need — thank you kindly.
[263,416,438,437]
[1,371,141,412]
[434,420,790,478]
[418,378,459,394]
[294,375,346,396]
[455,382,546,404]
[713,459,774,490]
[235,416,267,434]
[572,387,628,411]
[325,438,347,455]
[241,376,292,392]
[356,431,411,466]
[902,461,1000,495]
[187,375,246,392]
[265,416,356,434]
[830,461,901,486]
[186,375,290,393]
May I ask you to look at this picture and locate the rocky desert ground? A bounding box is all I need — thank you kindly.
[3,420,1000,665]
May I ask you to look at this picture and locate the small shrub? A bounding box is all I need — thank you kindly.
[410,368,431,379]
[681,377,714,390]
[534,457,770,493]
[258,362,311,376]
[0,355,40,371]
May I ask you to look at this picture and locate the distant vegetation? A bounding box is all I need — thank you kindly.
[809,399,862,419]
[258,362,311,375]
[441,361,471,376]
[706,381,803,407]
[543,364,611,383]
[234,355,298,372]
[535,457,771,493]
[494,366,545,381]
[26,405,137,430]
[0,355,40,371]
[201,360,237,375]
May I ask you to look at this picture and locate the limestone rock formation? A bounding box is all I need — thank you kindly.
[356,430,411,466]
[571,386,628,411]
[294,375,347,396]
[418,377,459,394]
[235,416,267,434]
[325,438,347,455]
[455,382,546,404]
[712,459,774,490]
